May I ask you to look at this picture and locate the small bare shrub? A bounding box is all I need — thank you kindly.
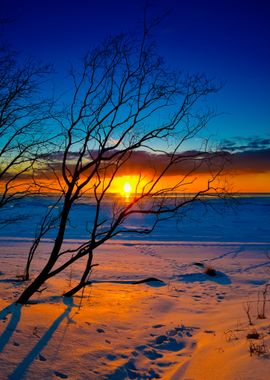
[224,329,238,342]
[249,340,267,357]
[243,301,253,326]
[257,284,269,319]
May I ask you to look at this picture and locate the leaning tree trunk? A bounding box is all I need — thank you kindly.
[16,257,56,304]
[63,251,93,297]
[16,199,72,304]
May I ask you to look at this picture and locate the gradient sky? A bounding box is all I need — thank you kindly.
[1,0,270,192]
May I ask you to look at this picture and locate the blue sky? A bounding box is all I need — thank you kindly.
[2,0,270,149]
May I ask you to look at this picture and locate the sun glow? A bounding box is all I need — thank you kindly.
[111,176,140,197]
[123,182,131,196]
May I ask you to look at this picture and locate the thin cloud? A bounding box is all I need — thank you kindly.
[36,148,270,178]
[221,136,270,152]
[225,148,270,174]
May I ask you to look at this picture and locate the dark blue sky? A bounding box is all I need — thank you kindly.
[2,0,270,148]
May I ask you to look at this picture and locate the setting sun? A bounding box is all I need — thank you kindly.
[123,182,131,195]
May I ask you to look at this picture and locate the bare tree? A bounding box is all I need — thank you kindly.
[0,40,54,227]
[22,197,62,281]
[16,25,227,304]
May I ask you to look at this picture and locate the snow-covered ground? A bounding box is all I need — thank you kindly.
[0,196,270,379]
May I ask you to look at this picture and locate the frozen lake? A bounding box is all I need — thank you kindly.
[0,195,269,243]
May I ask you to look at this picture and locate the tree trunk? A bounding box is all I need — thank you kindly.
[16,197,73,304]
[16,275,46,304]
[63,281,92,297]
[16,259,55,304]
[23,260,31,281]
[23,237,41,281]
[63,251,93,297]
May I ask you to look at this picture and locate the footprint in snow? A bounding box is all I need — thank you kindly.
[155,335,167,345]
[143,348,163,360]
[54,371,68,379]
[38,354,46,361]
[152,324,165,329]
[157,361,174,367]
[155,337,185,352]
[106,354,118,361]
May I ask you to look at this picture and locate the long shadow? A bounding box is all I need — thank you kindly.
[92,277,166,287]
[177,271,231,285]
[8,297,74,380]
[0,303,22,353]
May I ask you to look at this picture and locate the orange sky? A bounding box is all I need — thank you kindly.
[110,172,270,194]
[4,171,268,196]
[225,173,270,193]
[2,149,269,195]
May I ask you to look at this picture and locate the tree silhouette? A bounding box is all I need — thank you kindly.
[0,38,54,227]
[16,25,226,304]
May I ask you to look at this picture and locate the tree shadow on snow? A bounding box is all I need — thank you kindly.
[0,297,74,380]
[0,303,22,353]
